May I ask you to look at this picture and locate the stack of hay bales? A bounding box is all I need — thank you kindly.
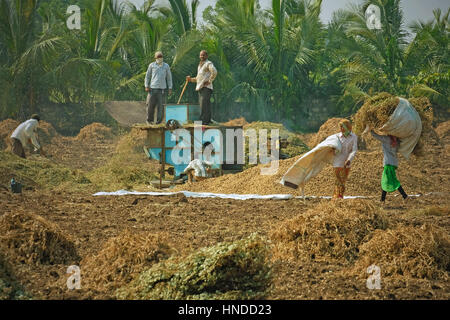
[116,234,272,300]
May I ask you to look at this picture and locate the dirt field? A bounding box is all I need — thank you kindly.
[0,118,449,300]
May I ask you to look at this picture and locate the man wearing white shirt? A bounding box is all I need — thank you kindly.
[186,50,218,125]
[10,114,44,158]
[331,119,358,199]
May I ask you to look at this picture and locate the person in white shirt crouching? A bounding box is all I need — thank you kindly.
[10,114,46,159]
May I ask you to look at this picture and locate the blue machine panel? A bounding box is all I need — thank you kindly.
[164,104,201,124]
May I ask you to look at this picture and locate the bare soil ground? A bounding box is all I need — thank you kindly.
[1,190,448,299]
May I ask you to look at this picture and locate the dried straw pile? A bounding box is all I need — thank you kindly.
[36,121,60,145]
[435,120,450,144]
[0,212,79,265]
[243,121,309,160]
[353,93,400,134]
[270,200,388,263]
[81,230,173,293]
[116,234,271,300]
[0,252,29,299]
[223,117,249,127]
[309,118,346,148]
[75,122,114,143]
[353,93,434,156]
[87,129,159,191]
[0,150,91,190]
[351,224,450,280]
[0,119,19,150]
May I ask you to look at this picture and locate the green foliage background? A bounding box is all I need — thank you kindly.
[0,0,448,131]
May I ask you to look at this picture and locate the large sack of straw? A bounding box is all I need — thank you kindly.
[280,133,341,189]
[377,98,422,159]
[354,93,429,159]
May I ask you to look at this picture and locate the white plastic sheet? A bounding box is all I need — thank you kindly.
[280,133,342,189]
[93,190,425,200]
[93,190,293,200]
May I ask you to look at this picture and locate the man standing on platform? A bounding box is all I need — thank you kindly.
[145,51,173,124]
[186,50,217,125]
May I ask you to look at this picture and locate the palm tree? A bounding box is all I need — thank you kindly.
[208,0,325,122]
[0,0,63,117]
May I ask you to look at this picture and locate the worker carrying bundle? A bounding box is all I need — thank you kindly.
[354,93,424,159]
[280,119,357,199]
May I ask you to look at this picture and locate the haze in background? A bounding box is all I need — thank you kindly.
[125,0,449,26]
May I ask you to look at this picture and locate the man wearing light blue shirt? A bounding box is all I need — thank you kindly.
[145,51,173,124]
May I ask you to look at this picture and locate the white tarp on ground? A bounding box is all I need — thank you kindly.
[93,190,293,200]
[379,97,422,160]
[280,133,342,189]
[93,189,426,200]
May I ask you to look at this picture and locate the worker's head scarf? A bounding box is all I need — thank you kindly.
[339,119,352,137]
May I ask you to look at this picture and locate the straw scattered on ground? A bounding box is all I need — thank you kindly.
[116,234,272,300]
[270,200,388,263]
[0,150,91,191]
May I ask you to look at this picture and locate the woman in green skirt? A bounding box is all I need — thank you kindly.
[370,130,408,202]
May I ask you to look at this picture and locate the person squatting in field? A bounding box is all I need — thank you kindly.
[331,119,358,199]
[183,142,215,183]
[10,114,46,159]
[368,127,408,202]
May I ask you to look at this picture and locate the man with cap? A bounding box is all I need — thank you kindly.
[145,51,173,124]
[10,114,45,158]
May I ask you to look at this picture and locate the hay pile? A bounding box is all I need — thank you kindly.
[87,128,160,191]
[0,212,79,265]
[436,120,450,147]
[81,230,173,293]
[0,253,29,299]
[270,200,388,263]
[309,118,346,148]
[0,119,19,150]
[351,224,450,280]
[223,117,249,127]
[241,121,309,163]
[75,122,114,143]
[36,121,60,145]
[116,234,272,300]
[175,141,446,196]
[353,93,400,134]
